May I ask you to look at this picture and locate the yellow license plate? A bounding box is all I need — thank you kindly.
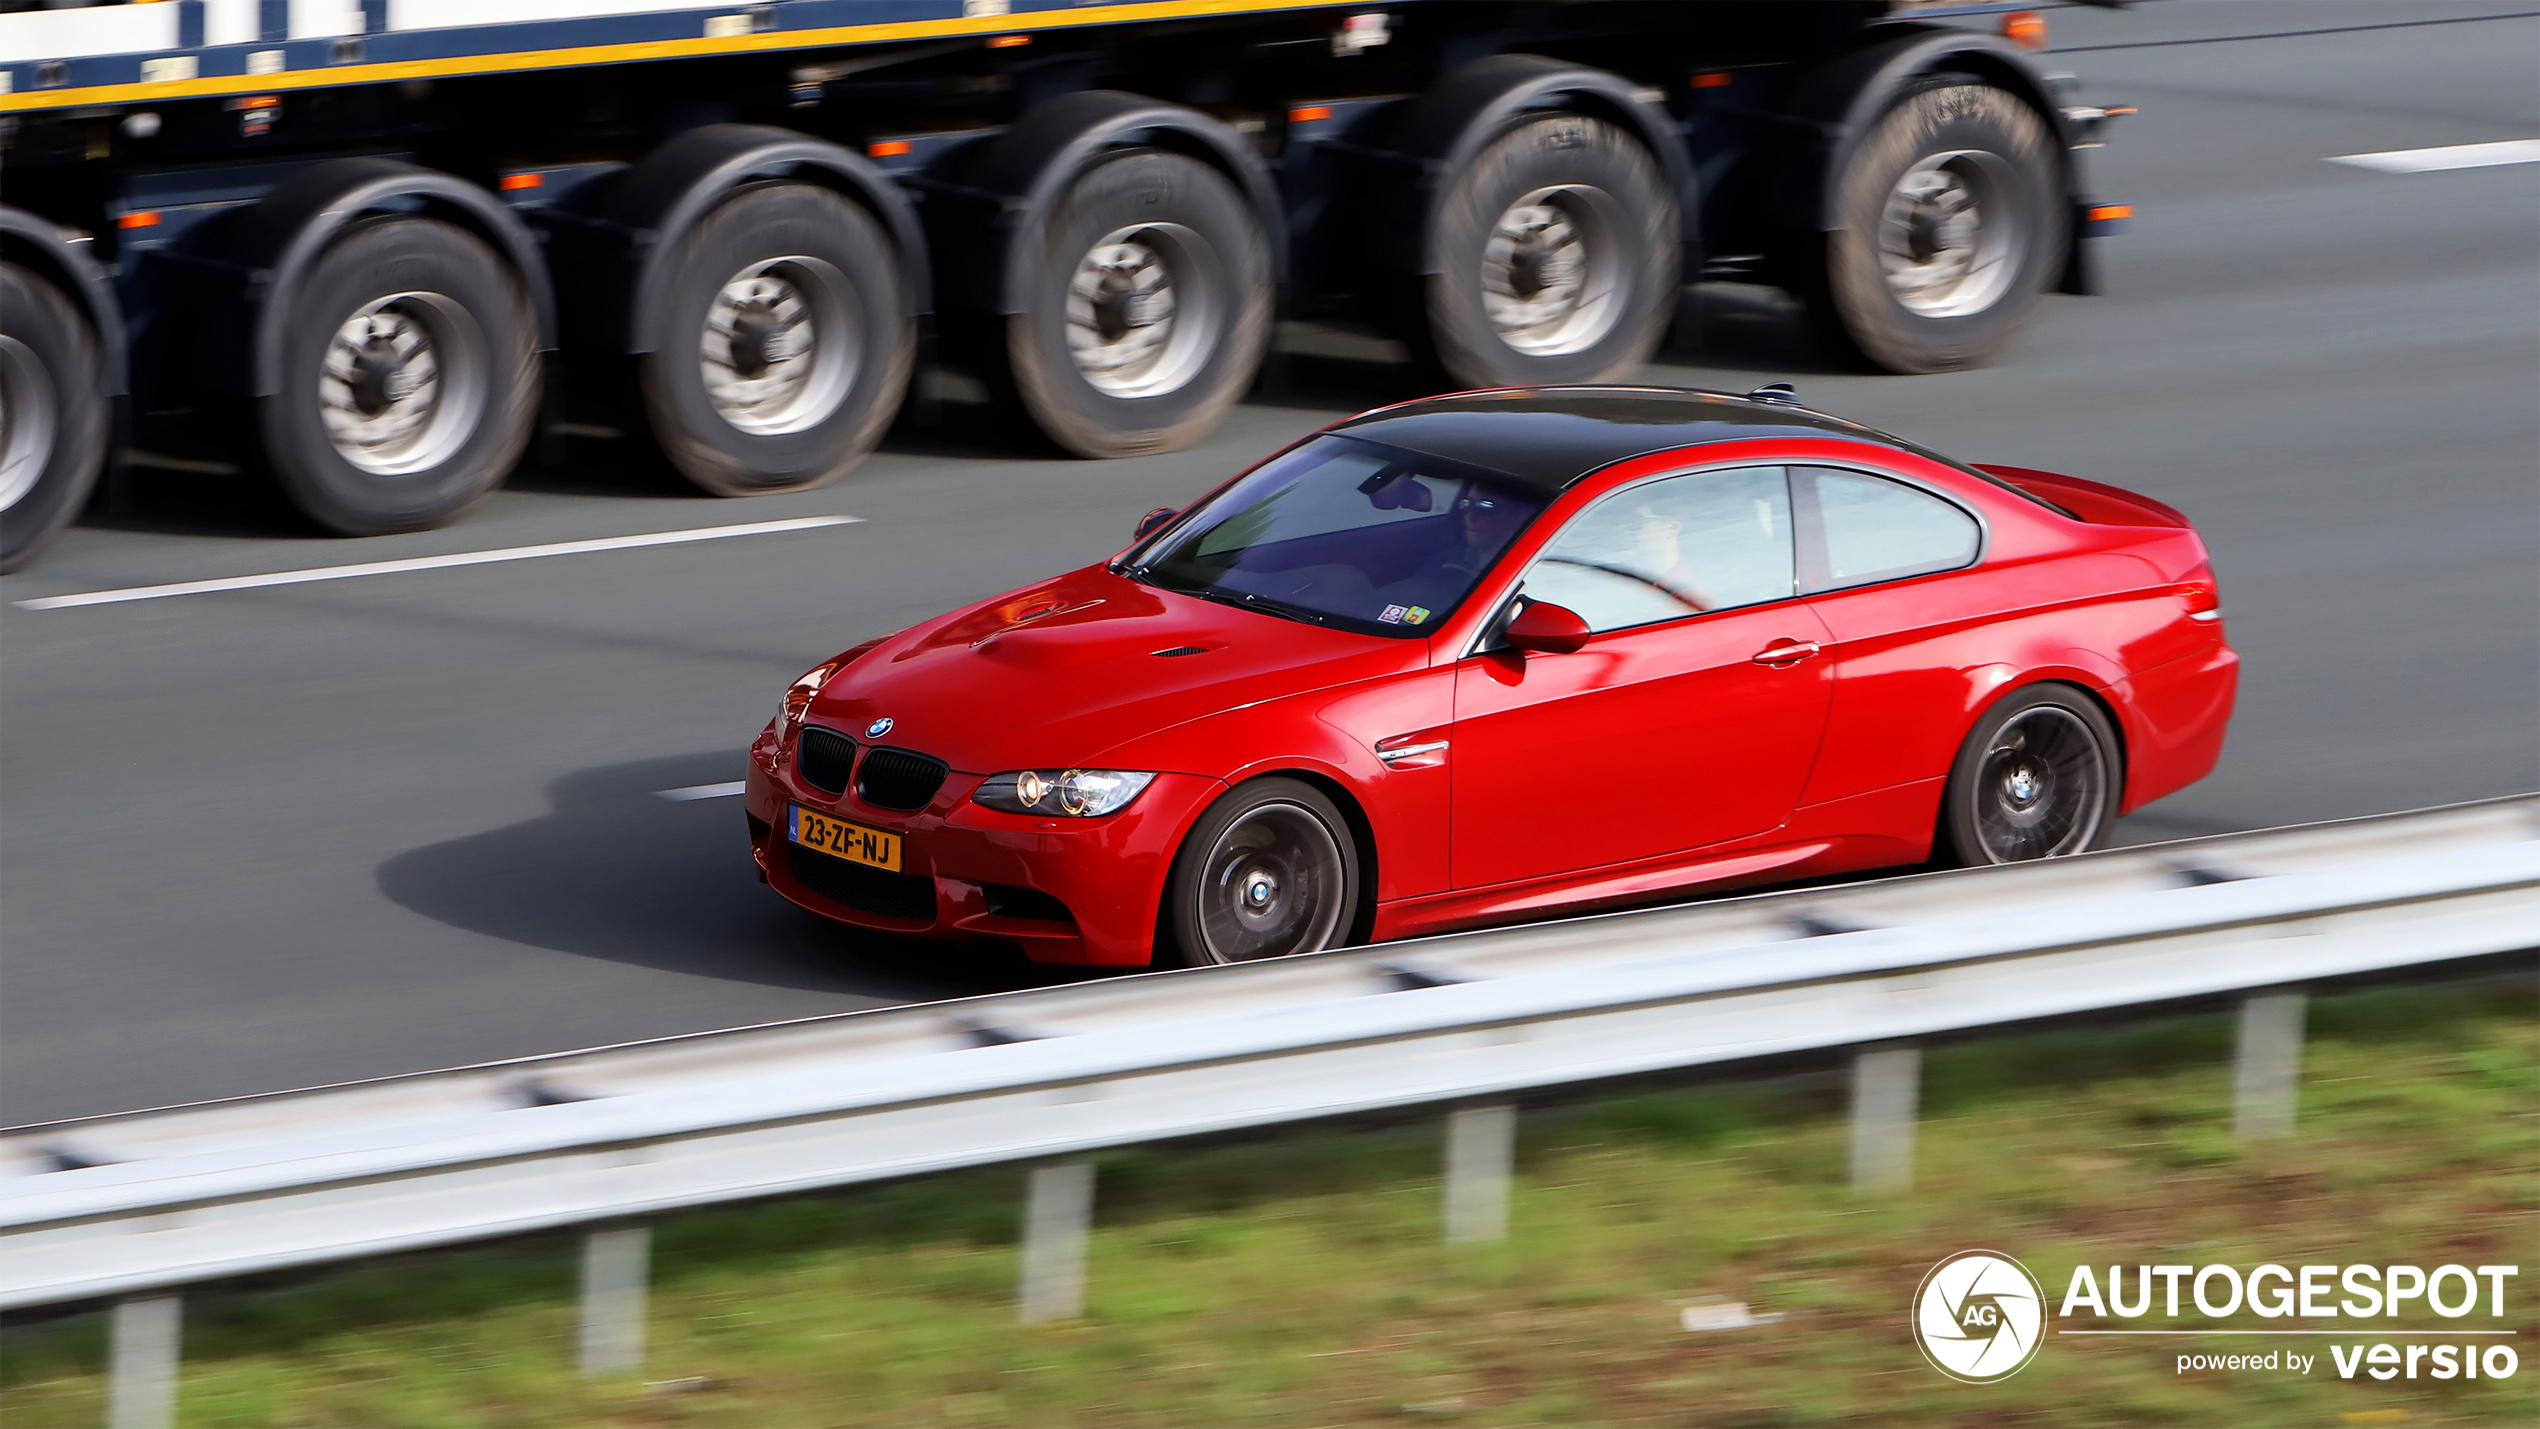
[788,805,902,872]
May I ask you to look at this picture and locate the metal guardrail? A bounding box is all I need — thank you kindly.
[6,798,2536,1423]
[9,795,2536,1306]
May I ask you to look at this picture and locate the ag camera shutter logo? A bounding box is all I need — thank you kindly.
[1913,1250,2047,1383]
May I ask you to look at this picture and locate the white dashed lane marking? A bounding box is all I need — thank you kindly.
[2328,139,2540,173]
[656,782,747,802]
[13,515,864,610]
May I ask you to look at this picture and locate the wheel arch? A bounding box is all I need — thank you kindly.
[607,124,929,355]
[1963,670,2133,794]
[962,89,1287,314]
[217,158,556,399]
[1773,25,2080,235]
[0,206,126,398]
[1385,53,1698,279]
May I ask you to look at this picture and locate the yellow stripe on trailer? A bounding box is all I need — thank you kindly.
[0,0,1334,115]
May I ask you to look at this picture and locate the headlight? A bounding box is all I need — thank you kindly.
[973,768,1157,818]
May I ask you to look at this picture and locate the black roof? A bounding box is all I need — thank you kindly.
[1329,386,1895,491]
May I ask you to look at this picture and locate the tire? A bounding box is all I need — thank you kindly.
[1161,777,1361,967]
[1809,82,2064,374]
[1938,684,2122,866]
[1004,150,1272,459]
[259,217,538,535]
[639,183,912,496]
[1415,113,1678,389]
[0,262,108,574]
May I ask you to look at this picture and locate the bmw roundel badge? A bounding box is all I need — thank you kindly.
[866,716,894,739]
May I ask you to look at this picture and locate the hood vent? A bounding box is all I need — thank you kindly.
[1151,645,1210,657]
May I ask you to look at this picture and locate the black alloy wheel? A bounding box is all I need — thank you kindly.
[640,182,912,496]
[1940,684,2121,865]
[1163,777,1360,965]
[260,216,540,534]
[0,261,108,573]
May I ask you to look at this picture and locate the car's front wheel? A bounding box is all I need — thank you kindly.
[1162,777,1359,965]
[1938,684,2121,865]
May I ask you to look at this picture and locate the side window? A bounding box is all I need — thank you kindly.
[1522,467,1795,633]
[1797,467,1980,593]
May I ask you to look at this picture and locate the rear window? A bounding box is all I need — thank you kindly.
[1798,467,1981,592]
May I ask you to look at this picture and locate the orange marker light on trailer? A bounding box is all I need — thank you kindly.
[988,34,1030,48]
[2002,10,2047,50]
[1691,72,1732,90]
[1289,106,1331,123]
[499,173,543,191]
[116,211,161,229]
[868,140,913,158]
[2089,204,2134,222]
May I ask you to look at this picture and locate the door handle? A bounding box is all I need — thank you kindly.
[1750,639,1824,666]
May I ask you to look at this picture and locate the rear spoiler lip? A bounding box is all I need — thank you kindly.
[1973,464,2194,530]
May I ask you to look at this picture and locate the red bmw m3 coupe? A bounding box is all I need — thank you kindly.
[746,386,2236,966]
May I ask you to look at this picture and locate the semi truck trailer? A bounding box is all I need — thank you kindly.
[0,0,2127,571]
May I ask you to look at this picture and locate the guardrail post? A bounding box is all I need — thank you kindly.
[1849,1046,1921,1193]
[1018,1160,1095,1323]
[107,1295,180,1429]
[579,1226,650,1376]
[1444,1103,1516,1243]
[2233,991,2306,1139]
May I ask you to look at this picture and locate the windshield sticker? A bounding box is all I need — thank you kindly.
[1378,605,1408,624]
[1405,606,1430,625]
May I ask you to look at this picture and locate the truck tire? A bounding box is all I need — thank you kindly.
[0,262,108,574]
[1004,150,1271,459]
[260,217,539,534]
[1417,114,1677,389]
[1810,82,2063,374]
[639,183,911,496]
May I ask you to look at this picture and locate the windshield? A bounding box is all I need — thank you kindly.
[1128,434,1548,636]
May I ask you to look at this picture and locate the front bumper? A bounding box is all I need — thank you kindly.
[746,724,1222,965]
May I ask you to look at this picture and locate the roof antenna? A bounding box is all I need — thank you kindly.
[1747,383,1801,407]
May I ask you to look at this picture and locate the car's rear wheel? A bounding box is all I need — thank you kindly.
[1162,777,1359,965]
[1938,684,2121,865]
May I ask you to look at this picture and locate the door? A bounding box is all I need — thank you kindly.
[1449,465,1835,890]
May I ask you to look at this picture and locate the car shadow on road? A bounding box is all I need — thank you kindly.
[376,751,1107,1001]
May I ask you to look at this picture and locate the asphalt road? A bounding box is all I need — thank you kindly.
[2,1,2532,1125]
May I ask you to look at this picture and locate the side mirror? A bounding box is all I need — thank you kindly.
[1503,600,1591,655]
[1134,507,1178,539]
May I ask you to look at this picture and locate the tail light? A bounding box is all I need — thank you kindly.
[2177,564,2222,623]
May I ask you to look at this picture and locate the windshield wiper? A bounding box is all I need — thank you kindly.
[1160,581,1328,627]
[1237,591,1329,626]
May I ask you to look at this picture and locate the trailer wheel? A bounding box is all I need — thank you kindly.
[1005,150,1271,459]
[0,262,108,574]
[640,183,910,496]
[0,263,108,574]
[1811,83,2063,373]
[1419,114,1677,389]
[261,217,538,534]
